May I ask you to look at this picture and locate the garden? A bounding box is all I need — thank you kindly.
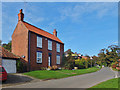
[23,67,100,80]
[23,51,101,80]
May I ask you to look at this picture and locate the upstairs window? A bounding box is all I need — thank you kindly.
[56,43,60,52]
[37,36,42,48]
[56,55,60,64]
[48,40,52,50]
[36,51,42,63]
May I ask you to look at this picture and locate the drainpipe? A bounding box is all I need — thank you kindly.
[28,31,31,71]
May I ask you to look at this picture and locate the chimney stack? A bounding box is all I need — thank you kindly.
[53,29,57,37]
[18,9,24,21]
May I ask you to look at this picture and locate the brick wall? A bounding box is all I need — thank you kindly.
[12,21,28,63]
[29,31,64,70]
[12,21,64,71]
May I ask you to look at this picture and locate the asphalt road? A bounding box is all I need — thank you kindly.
[3,67,116,88]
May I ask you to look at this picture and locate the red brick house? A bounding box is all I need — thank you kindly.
[12,9,64,71]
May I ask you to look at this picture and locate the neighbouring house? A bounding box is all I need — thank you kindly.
[64,49,74,57]
[1,47,19,73]
[12,9,64,71]
[81,56,88,60]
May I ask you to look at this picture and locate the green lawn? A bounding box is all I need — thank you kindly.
[89,78,120,90]
[23,67,100,80]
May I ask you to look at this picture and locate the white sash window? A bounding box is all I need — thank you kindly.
[48,40,52,50]
[36,51,42,63]
[56,43,60,52]
[37,36,42,48]
[56,55,60,64]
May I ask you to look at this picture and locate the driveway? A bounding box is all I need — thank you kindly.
[2,73,39,87]
[3,67,116,88]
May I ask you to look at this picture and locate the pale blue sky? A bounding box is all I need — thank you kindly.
[2,2,118,56]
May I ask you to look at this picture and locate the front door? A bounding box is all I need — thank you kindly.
[48,56,51,66]
[48,54,51,66]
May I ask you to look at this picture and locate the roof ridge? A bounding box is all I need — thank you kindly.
[23,21,55,36]
[22,21,63,44]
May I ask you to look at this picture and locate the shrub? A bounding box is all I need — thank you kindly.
[75,59,86,69]
[61,52,75,70]
[112,64,116,68]
[40,67,46,70]
[52,65,58,70]
[48,66,52,70]
[16,60,27,73]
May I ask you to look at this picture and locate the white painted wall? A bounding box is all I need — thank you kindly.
[2,59,16,73]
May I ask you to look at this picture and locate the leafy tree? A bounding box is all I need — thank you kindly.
[2,41,11,52]
[92,56,98,66]
[97,45,120,66]
[63,51,75,69]
[0,40,2,46]
[75,58,85,69]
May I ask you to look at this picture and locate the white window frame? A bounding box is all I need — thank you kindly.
[56,55,60,64]
[56,43,60,52]
[36,51,42,63]
[37,36,42,48]
[48,40,52,50]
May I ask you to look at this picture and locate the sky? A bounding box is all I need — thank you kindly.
[2,2,118,56]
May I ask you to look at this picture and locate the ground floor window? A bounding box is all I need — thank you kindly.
[36,51,42,63]
[56,55,60,64]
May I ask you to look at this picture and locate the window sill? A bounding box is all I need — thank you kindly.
[37,63,42,64]
[37,47,42,49]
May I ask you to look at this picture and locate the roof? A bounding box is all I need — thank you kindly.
[82,56,88,60]
[22,21,64,44]
[1,47,19,59]
[64,49,74,54]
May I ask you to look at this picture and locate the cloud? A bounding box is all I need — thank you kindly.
[113,41,118,44]
[59,2,117,21]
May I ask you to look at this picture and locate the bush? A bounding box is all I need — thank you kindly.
[75,59,86,69]
[52,65,58,70]
[48,66,52,70]
[112,64,116,68]
[48,65,59,70]
[64,62,74,70]
[16,60,27,73]
[111,62,117,69]
[62,52,75,70]
[40,67,46,70]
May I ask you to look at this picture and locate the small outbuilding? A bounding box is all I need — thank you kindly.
[1,47,19,73]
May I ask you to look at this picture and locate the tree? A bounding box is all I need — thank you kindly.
[63,51,75,69]
[2,41,11,52]
[97,45,120,66]
[92,55,98,66]
[0,40,2,46]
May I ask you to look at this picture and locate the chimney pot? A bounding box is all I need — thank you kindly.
[53,29,57,37]
[18,9,24,21]
[20,9,22,13]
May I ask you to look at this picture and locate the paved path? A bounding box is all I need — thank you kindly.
[3,67,116,88]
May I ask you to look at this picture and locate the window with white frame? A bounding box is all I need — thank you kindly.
[48,40,52,50]
[56,43,60,52]
[56,55,60,64]
[36,51,42,63]
[37,36,42,48]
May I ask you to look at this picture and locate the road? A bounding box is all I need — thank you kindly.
[3,67,116,88]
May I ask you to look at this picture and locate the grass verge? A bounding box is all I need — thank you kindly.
[89,78,120,90]
[23,67,100,80]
